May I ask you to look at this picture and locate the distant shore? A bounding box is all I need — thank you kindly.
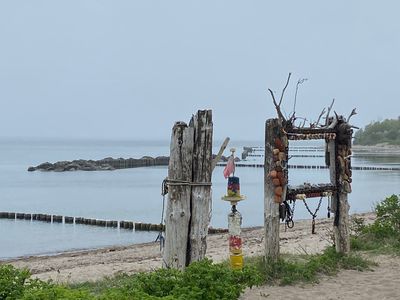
[353,144,400,153]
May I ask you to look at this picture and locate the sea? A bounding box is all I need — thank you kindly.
[1,138,399,260]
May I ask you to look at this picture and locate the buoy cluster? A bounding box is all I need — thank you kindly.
[268,137,288,203]
[337,144,352,193]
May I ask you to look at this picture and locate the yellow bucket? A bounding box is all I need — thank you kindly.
[230,254,243,270]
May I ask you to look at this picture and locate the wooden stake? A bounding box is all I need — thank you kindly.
[187,110,213,264]
[334,192,350,253]
[264,118,282,262]
[328,124,351,254]
[163,122,194,269]
[211,137,230,172]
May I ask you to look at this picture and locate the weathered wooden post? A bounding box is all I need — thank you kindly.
[163,109,213,269]
[264,118,287,261]
[163,121,194,269]
[187,110,213,263]
[332,120,352,254]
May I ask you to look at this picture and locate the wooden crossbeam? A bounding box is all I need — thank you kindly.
[286,183,336,200]
[287,128,336,134]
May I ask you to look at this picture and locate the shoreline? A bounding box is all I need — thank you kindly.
[3,212,375,283]
[353,144,400,154]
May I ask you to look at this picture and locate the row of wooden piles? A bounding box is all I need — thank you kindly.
[0,212,163,231]
[0,212,228,234]
[219,163,400,171]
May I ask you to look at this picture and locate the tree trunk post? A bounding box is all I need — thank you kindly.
[187,110,213,264]
[163,122,194,269]
[264,118,285,262]
[327,139,337,214]
[329,122,352,254]
[333,123,352,254]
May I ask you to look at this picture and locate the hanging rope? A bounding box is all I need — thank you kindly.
[303,196,323,234]
[155,179,168,250]
[327,193,331,218]
[163,178,212,187]
[285,200,295,229]
[280,200,295,229]
[156,178,213,250]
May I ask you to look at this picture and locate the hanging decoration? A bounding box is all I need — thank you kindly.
[221,148,246,270]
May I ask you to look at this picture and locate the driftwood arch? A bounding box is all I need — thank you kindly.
[264,74,355,261]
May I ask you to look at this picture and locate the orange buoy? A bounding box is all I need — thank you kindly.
[275,186,283,196]
[272,178,280,186]
[269,170,277,178]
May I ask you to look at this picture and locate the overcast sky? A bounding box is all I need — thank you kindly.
[1,1,399,141]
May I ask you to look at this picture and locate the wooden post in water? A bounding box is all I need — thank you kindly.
[264,118,285,261]
[163,121,194,269]
[187,110,213,264]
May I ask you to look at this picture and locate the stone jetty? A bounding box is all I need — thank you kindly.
[28,155,234,172]
[27,156,170,172]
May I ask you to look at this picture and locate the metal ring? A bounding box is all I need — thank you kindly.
[286,219,294,228]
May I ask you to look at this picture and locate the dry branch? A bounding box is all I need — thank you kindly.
[268,73,292,123]
[325,99,335,126]
[347,108,357,122]
[268,88,286,122]
[279,73,292,106]
[315,108,326,127]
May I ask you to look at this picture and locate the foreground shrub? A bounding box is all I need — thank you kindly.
[0,265,30,300]
[251,246,372,285]
[20,284,94,300]
[95,259,261,300]
[351,195,400,253]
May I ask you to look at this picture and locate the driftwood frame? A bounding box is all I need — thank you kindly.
[264,74,354,261]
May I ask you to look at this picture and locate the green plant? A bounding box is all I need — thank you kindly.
[74,259,261,300]
[20,284,94,300]
[351,195,400,254]
[172,259,261,300]
[0,265,30,300]
[375,194,400,232]
[245,246,372,286]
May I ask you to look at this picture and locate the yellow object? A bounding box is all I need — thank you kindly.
[230,254,243,270]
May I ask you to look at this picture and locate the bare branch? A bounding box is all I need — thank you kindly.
[328,111,340,129]
[268,88,277,104]
[334,111,339,119]
[315,108,326,127]
[347,108,357,122]
[293,78,308,116]
[279,73,292,106]
[268,88,286,122]
[325,98,335,125]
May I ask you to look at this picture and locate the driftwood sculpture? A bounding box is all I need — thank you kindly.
[264,73,356,262]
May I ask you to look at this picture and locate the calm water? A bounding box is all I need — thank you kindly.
[0,138,399,259]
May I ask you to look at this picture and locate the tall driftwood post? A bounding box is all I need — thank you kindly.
[333,122,352,254]
[328,140,337,214]
[187,110,213,263]
[163,110,213,269]
[163,122,194,269]
[264,118,284,261]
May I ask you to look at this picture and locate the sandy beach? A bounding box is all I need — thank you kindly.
[4,212,400,299]
[5,214,343,283]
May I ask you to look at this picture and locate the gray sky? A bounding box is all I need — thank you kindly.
[1,1,399,141]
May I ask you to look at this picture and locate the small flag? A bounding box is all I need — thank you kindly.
[223,156,235,178]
